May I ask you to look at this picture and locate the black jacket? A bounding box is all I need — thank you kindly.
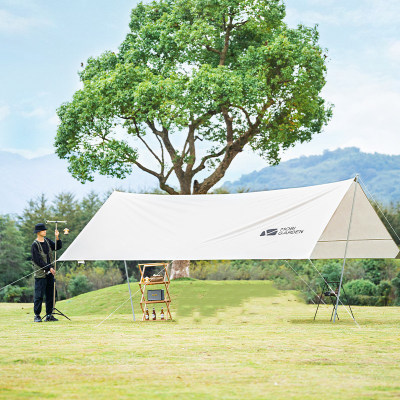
[31,238,62,272]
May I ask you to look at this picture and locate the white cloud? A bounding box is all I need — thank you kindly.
[47,113,60,127]
[285,1,400,28]
[1,147,53,159]
[388,41,400,62]
[277,64,400,162]
[285,8,341,27]
[21,107,46,118]
[0,9,51,34]
[0,105,10,120]
[20,107,61,127]
[222,149,266,182]
[325,66,400,152]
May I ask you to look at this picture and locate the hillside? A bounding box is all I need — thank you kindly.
[222,147,400,204]
[57,279,279,318]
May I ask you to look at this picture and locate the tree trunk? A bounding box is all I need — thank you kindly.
[170,260,190,279]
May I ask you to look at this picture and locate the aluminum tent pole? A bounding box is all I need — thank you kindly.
[333,175,359,323]
[53,221,57,311]
[46,220,70,320]
[124,260,136,321]
[47,220,67,312]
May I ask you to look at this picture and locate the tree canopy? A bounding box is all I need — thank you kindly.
[56,0,332,194]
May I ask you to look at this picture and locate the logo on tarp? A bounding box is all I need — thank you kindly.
[260,227,304,236]
[260,229,278,236]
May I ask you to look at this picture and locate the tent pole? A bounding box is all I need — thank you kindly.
[333,175,359,323]
[124,260,136,321]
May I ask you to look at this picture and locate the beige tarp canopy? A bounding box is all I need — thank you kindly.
[59,178,399,261]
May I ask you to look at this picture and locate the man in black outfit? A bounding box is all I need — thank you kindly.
[31,223,62,322]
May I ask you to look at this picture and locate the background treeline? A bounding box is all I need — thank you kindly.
[0,191,399,305]
[190,258,400,306]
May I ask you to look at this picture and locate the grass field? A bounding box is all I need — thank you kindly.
[1,280,400,399]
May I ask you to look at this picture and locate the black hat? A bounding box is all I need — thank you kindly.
[34,223,48,233]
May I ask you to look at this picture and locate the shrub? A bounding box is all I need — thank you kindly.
[344,279,378,305]
[320,261,342,282]
[344,279,377,296]
[85,267,122,290]
[352,295,380,306]
[20,286,34,302]
[68,274,92,297]
[1,285,24,302]
[362,259,384,285]
[392,275,400,305]
[377,280,392,297]
[376,280,393,306]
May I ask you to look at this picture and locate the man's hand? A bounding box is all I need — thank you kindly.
[55,229,59,240]
[50,268,56,276]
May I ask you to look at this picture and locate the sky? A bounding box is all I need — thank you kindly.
[0,0,399,182]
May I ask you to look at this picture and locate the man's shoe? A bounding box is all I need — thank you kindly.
[45,314,58,322]
[34,315,42,322]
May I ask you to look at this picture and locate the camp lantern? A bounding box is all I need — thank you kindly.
[63,228,70,235]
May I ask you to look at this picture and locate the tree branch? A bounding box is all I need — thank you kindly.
[133,120,163,166]
[192,146,227,176]
[232,105,253,127]
[154,133,165,172]
[219,16,233,66]
[133,160,177,195]
[146,120,185,185]
[205,45,221,55]
[165,165,175,181]
[232,20,248,28]
[146,119,163,136]
[184,124,196,176]
[158,180,179,195]
[133,160,161,179]
[221,106,234,144]
[195,99,274,193]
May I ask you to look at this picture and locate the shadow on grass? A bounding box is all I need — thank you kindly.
[172,281,278,317]
[289,318,359,325]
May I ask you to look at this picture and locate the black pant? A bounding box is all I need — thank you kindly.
[34,275,55,316]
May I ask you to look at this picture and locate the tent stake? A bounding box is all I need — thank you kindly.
[333,175,359,323]
[124,260,136,321]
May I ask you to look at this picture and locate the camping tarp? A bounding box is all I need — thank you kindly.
[59,178,399,261]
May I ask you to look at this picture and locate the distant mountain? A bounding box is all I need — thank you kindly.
[2,147,399,215]
[222,148,400,204]
[0,151,157,215]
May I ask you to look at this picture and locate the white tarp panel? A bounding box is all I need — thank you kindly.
[59,178,399,261]
[311,181,399,259]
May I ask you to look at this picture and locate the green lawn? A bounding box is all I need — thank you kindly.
[1,280,399,399]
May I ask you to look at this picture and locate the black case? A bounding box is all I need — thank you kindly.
[147,289,164,301]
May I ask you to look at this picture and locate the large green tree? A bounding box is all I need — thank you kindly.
[55,0,332,195]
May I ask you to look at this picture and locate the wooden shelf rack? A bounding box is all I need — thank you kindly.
[138,263,172,321]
